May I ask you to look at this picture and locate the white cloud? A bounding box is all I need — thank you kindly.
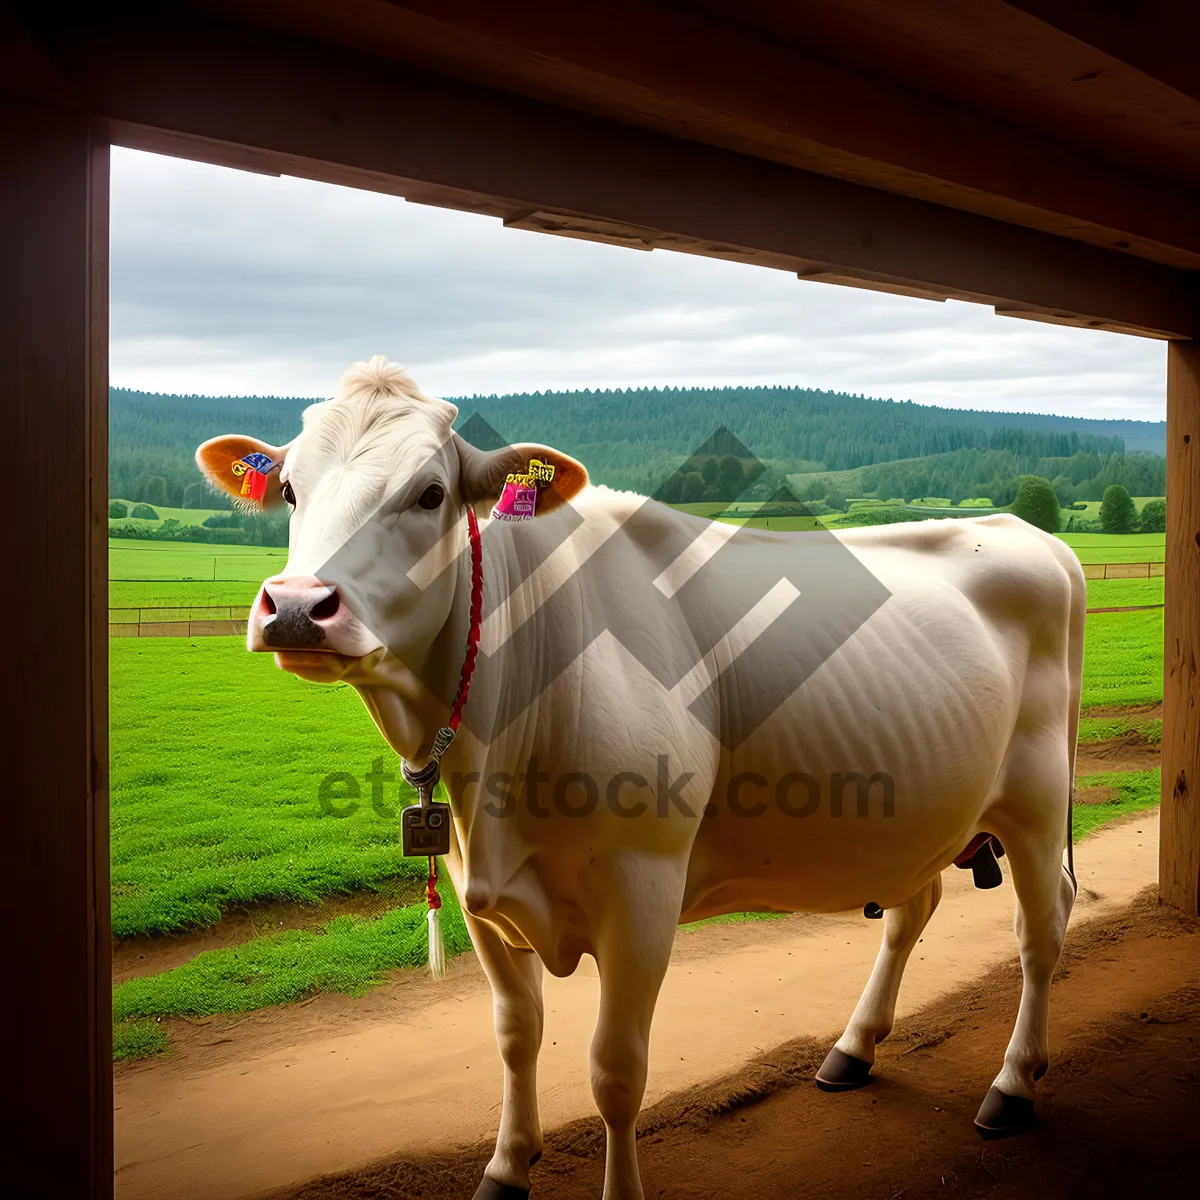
[110,148,1166,420]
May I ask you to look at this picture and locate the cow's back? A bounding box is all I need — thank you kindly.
[680,513,1083,919]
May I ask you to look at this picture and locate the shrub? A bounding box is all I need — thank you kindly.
[1100,484,1138,534]
[108,500,129,518]
[848,506,927,526]
[1139,498,1166,534]
[959,498,993,508]
[1011,475,1060,533]
[203,512,243,529]
[678,472,706,504]
[823,490,848,512]
[130,503,158,520]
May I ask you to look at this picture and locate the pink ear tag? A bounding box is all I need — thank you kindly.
[490,458,555,522]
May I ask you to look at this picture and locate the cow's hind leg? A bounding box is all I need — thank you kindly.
[467,912,545,1200]
[817,874,942,1090]
[975,807,1075,1138]
[591,854,686,1200]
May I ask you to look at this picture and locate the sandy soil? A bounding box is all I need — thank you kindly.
[278,884,1198,1200]
[1074,732,1160,777]
[115,813,1161,1200]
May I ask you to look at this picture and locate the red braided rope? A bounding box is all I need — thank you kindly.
[448,506,483,732]
[426,858,442,910]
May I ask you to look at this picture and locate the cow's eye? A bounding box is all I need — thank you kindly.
[281,480,296,506]
[418,483,444,510]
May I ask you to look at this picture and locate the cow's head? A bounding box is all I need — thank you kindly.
[196,355,587,685]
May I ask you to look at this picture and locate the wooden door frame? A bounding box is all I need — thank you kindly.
[4,84,1196,1200]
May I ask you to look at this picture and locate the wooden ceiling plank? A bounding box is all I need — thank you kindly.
[1001,0,1200,104]
[185,0,1200,269]
[54,11,1195,338]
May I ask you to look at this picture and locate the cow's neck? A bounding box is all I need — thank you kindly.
[351,518,481,766]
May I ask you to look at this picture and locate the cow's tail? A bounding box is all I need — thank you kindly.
[1061,550,1086,894]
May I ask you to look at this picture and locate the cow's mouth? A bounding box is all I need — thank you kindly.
[272,645,388,682]
[273,648,358,681]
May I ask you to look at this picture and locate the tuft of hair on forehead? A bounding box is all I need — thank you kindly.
[335,355,436,406]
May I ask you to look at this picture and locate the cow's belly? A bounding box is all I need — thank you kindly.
[681,586,1022,917]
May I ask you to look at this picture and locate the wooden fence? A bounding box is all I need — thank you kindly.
[1080,561,1164,580]
[109,606,248,638]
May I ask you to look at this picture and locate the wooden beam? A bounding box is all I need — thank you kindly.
[1003,0,1200,104]
[190,0,1200,270]
[46,12,1200,338]
[1161,339,1200,915]
[0,95,112,1196]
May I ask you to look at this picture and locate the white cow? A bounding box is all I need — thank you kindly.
[199,356,1083,1200]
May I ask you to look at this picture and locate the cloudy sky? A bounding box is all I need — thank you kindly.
[111,148,1166,420]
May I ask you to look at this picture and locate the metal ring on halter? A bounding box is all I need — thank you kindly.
[401,725,457,804]
[401,758,441,803]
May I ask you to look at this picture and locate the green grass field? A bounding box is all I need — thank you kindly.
[110,538,287,582]
[110,638,423,939]
[1085,577,1163,609]
[1055,532,1164,564]
[1081,608,1162,711]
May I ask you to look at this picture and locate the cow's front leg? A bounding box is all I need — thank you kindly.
[467,911,545,1200]
[817,874,942,1089]
[590,854,685,1200]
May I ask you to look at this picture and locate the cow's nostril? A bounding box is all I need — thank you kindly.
[310,589,340,621]
[261,589,277,616]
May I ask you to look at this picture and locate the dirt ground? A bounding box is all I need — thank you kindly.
[1074,732,1160,777]
[272,886,1199,1200]
[115,814,1173,1200]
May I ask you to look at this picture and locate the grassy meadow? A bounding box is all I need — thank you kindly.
[110,638,421,939]
[109,523,1165,1061]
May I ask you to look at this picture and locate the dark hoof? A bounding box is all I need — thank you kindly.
[816,1046,874,1091]
[974,1086,1036,1139]
[473,1176,531,1200]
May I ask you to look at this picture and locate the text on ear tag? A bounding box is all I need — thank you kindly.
[490,458,556,522]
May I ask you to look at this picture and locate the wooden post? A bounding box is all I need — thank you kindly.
[1,97,112,1195]
[1161,339,1200,915]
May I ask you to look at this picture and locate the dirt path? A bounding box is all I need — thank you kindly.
[1074,732,1160,777]
[281,882,1198,1200]
[115,814,1160,1200]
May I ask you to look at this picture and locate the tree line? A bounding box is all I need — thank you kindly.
[110,384,1166,520]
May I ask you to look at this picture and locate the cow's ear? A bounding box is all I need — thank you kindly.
[195,435,292,509]
[455,437,588,516]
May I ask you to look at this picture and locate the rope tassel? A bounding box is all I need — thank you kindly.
[426,857,445,980]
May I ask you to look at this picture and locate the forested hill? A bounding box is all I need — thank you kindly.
[110,383,1166,509]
